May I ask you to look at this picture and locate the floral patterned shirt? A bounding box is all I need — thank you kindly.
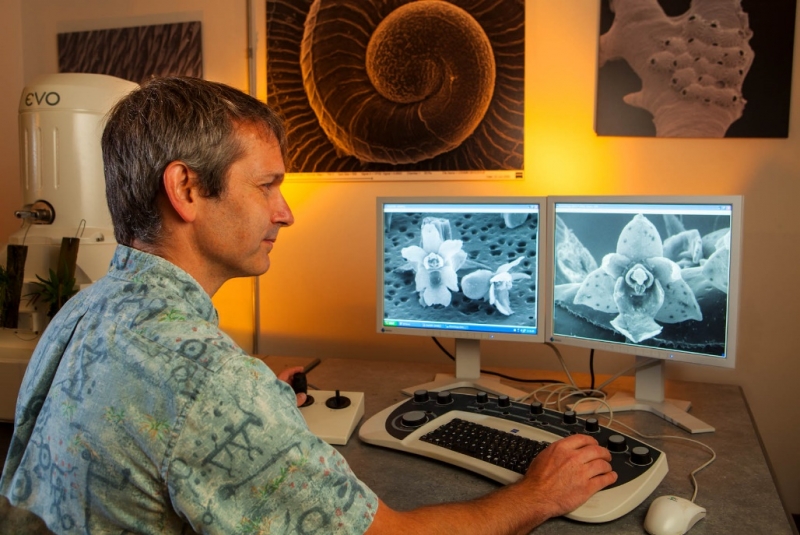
[0,245,377,534]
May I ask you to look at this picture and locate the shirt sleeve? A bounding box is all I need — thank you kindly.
[165,356,378,534]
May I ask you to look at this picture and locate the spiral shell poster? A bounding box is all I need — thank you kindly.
[595,0,796,137]
[266,0,525,180]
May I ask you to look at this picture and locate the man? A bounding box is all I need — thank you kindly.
[1,77,616,534]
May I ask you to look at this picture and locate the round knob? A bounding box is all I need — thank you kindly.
[607,434,627,453]
[497,395,511,408]
[563,410,577,425]
[630,446,652,466]
[401,410,427,427]
[436,391,453,405]
[413,390,429,403]
[584,417,600,433]
[475,391,489,404]
[529,401,544,415]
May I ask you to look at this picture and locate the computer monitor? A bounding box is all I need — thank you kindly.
[546,196,743,433]
[377,197,547,399]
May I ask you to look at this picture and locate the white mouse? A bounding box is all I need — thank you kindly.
[643,495,707,535]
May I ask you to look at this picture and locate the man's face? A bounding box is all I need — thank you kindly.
[195,123,293,282]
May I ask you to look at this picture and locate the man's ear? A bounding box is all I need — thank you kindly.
[162,161,200,223]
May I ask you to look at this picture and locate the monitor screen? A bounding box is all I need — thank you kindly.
[377,197,546,343]
[546,196,743,369]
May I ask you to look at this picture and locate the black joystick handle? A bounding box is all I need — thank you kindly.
[326,390,352,410]
[291,372,314,407]
[291,372,308,394]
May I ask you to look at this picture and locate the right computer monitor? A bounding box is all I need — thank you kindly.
[545,196,743,433]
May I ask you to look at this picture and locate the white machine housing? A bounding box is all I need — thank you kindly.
[0,73,138,421]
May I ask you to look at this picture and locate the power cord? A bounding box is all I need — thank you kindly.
[430,337,562,385]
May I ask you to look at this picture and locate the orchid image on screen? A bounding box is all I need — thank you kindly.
[401,218,467,307]
[461,257,531,316]
[554,210,731,353]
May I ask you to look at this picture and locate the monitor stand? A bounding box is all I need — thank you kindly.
[401,338,529,401]
[571,356,714,434]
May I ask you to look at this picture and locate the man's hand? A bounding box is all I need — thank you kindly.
[521,433,617,519]
[276,366,308,407]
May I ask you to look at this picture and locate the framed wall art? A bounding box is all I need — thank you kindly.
[595,0,796,138]
[58,21,203,85]
[266,0,525,181]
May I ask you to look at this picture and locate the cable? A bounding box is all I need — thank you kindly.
[594,356,659,392]
[544,342,579,389]
[430,337,562,385]
[598,416,716,503]
[431,337,714,503]
[431,336,717,503]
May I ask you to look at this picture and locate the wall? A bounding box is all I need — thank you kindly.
[3,0,798,517]
[0,0,24,243]
[257,2,800,516]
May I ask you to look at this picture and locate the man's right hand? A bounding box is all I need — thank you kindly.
[366,432,618,534]
[520,433,618,519]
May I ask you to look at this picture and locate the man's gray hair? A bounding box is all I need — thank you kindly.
[102,76,287,246]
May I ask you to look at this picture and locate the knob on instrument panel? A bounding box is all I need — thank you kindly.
[401,410,427,428]
[630,446,652,465]
[584,417,600,433]
[413,390,429,403]
[607,434,627,453]
[436,391,453,405]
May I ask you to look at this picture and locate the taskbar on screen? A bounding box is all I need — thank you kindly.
[383,319,538,336]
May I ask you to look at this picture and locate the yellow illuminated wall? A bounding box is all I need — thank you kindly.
[256,3,800,515]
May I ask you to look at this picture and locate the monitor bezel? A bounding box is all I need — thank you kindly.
[545,195,743,369]
[376,196,548,345]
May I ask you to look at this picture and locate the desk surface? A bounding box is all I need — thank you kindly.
[263,356,794,535]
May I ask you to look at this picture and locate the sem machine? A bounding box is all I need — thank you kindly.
[0,73,137,421]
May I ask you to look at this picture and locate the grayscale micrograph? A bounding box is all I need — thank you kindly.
[553,211,732,356]
[383,211,539,328]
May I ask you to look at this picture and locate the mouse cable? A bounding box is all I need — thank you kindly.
[430,337,562,385]
[597,416,716,503]
[566,398,716,503]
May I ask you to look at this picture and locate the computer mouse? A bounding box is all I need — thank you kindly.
[644,495,707,535]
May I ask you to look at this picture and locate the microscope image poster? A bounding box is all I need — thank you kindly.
[266,0,525,181]
[595,0,796,138]
[57,21,203,86]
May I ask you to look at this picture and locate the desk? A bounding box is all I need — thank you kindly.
[263,356,795,535]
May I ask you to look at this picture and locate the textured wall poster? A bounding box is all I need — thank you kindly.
[267,0,525,181]
[58,21,203,85]
[595,0,796,137]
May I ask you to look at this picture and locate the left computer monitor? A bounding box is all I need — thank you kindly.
[377,197,547,399]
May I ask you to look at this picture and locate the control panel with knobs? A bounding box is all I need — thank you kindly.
[359,389,668,523]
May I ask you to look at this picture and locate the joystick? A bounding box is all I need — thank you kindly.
[291,371,314,407]
[288,361,365,444]
[291,371,307,394]
[325,390,352,409]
